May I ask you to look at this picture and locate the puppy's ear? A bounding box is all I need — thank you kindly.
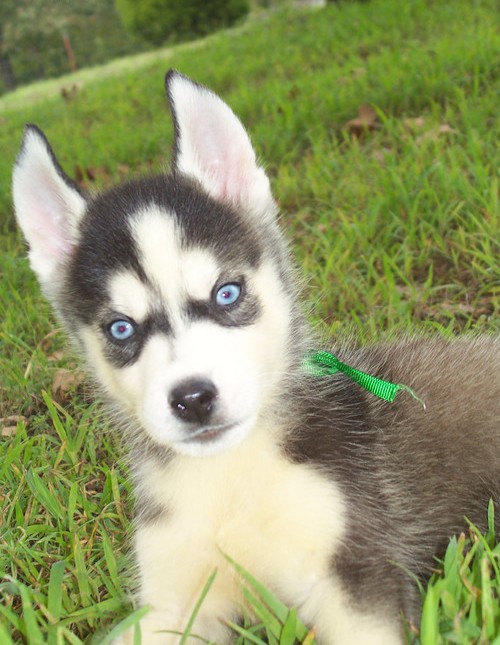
[12,126,87,293]
[165,70,275,218]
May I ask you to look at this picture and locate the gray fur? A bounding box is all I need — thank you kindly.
[284,336,500,622]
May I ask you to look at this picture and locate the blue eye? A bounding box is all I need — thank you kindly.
[108,319,135,341]
[215,283,241,307]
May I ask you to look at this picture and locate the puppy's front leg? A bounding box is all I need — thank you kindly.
[116,521,238,644]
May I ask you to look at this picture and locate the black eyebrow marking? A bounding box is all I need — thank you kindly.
[184,295,261,328]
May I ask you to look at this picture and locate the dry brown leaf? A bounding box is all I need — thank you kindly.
[47,350,65,362]
[74,164,115,189]
[437,124,457,135]
[403,117,426,132]
[117,164,131,178]
[372,147,394,165]
[345,104,379,137]
[416,124,458,145]
[60,83,81,102]
[351,67,367,78]
[24,329,64,379]
[40,329,63,352]
[74,164,85,186]
[52,369,85,404]
[88,166,113,184]
[1,415,28,437]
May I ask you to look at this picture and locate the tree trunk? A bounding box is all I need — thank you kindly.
[62,32,77,72]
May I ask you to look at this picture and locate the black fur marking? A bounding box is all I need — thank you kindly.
[131,436,174,468]
[63,199,144,325]
[101,310,172,368]
[135,495,169,526]
[171,173,262,268]
[165,69,217,174]
[165,69,184,173]
[62,174,262,328]
[185,279,261,327]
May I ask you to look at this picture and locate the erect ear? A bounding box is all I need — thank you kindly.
[12,125,87,293]
[165,70,275,218]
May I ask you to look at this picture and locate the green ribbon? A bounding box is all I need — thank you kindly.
[303,350,426,407]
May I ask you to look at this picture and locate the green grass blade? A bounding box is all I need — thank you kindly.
[0,620,15,645]
[227,620,268,645]
[180,569,218,645]
[18,582,44,645]
[280,607,298,645]
[420,582,439,645]
[225,554,310,643]
[47,560,66,622]
[224,554,289,623]
[73,540,92,609]
[480,556,495,639]
[25,468,64,522]
[241,587,281,644]
[98,605,151,644]
[101,530,119,586]
[0,599,22,634]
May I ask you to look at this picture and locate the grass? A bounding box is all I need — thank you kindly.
[418,502,500,645]
[0,0,499,641]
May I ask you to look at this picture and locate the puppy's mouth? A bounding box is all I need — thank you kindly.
[183,422,236,443]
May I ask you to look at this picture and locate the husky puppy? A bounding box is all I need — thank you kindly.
[13,70,500,644]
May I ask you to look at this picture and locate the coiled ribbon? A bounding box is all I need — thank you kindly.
[303,350,426,408]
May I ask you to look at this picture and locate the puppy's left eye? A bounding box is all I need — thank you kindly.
[215,283,241,307]
[108,319,135,341]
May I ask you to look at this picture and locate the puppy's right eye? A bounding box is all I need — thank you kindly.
[108,319,135,342]
[215,283,241,307]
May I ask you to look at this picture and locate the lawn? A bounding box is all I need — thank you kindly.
[0,0,499,642]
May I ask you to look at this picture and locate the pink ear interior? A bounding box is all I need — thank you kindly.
[168,73,266,207]
[13,127,86,286]
[21,165,76,257]
[181,102,258,204]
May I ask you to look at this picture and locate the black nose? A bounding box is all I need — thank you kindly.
[169,379,218,424]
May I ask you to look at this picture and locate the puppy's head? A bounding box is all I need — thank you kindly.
[13,71,299,457]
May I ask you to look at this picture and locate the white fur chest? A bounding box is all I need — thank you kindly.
[133,425,347,641]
